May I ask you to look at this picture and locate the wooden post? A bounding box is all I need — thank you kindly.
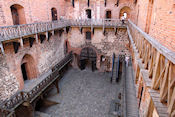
[46,32,49,40]
[0,42,4,55]
[52,30,55,36]
[19,38,24,48]
[35,34,39,43]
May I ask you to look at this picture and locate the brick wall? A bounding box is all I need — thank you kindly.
[0,0,66,26]
[0,32,66,101]
[68,27,130,71]
[65,0,134,19]
[132,0,175,51]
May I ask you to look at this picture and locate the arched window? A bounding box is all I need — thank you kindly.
[86,9,91,19]
[21,54,38,81]
[51,8,58,21]
[10,4,26,25]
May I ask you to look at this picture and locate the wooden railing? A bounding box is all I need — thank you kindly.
[69,19,127,27]
[127,20,175,117]
[0,52,73,117]
[0,20,69,41]
[0,19,126,42]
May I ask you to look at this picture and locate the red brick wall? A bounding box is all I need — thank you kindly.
[65,0,134,19]
[132,0,175,51]
[0,0,66,26]
[3,33,66,89]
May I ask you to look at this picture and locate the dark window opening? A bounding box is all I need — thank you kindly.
[88,0,90,7]
[59,30,64,37]
[65,41,68,53]
[10,4,26,25]
[29,37,35,48]
[106,10,111,19]
[48,32,52,41]
[39,35,46,43]
[21,63,28,81]
[116,0,119,7]
[11,5,19,25]
[86,31,91,40]
[104,0,107,7]
[72,0,75,7]
[86,9,91,19]
[13,42,20,53]
[51,8,58,21]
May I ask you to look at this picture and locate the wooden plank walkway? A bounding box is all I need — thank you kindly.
[125,65,139,117]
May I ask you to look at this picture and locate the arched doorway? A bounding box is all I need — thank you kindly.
[10,4,26,25]
[51,8,58,21]
[21,54,38,81]
[80,47,97,71]
[119,6,131,19]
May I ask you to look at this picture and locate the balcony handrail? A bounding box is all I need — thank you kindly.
[0,52,73,116]
[128,20,175,64]
[0,19,127,42]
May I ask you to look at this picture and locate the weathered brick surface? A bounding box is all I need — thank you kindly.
[0,0,66,26]
[0,55,19,102]
[68,27,130,71]
[0,33,66,101]
[132,0,175,51]
[65,0,134,19]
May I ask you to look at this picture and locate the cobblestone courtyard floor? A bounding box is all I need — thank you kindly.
[39,68,123,117]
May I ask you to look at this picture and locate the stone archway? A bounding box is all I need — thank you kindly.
[21,54,38,81]
[79,47,97,71]
[119,6,131,19]
[10,4,26,25]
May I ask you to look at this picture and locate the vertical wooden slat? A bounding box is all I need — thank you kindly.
[151,52,161,89]
[160,61,170,102]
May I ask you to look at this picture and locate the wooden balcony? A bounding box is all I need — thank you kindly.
[0,19,126,42]
[127,20,175,117]
[0,52,73,117]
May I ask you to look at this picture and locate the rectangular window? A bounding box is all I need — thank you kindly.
[86,31,91,40]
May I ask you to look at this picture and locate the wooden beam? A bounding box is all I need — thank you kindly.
[168,63,173,106]
[171,109,175,117]
[152,52,161,89]
[168,87,175,114]
[154,67,165,90]
[160,61,170,102]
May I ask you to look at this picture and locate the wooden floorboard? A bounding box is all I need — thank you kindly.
[125,65,139,117]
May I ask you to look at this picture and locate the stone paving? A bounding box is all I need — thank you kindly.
[39,68,123,117]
